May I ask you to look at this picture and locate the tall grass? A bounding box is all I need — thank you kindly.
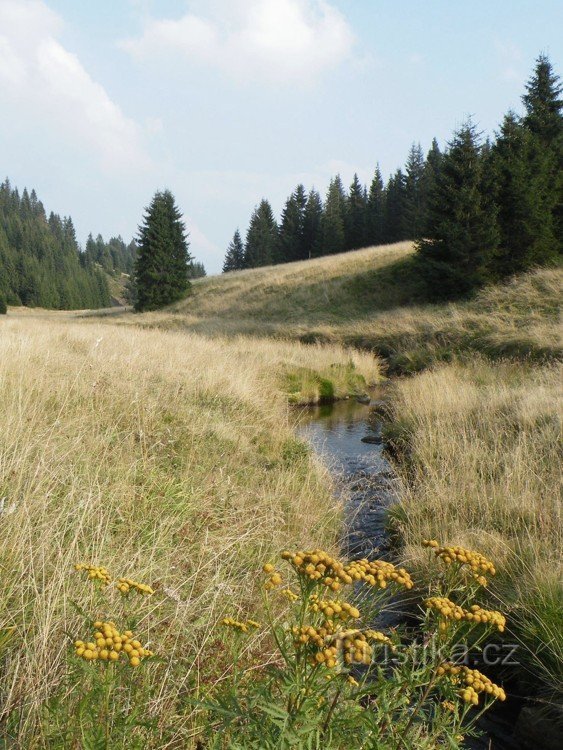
[0,318,378,745]
[387,358,562,702]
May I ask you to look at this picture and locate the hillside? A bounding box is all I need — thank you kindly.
[110,241,562,375]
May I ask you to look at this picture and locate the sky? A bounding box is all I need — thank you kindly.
[0,1,561,274]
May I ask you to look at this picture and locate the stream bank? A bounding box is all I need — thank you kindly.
[294,393,526,750]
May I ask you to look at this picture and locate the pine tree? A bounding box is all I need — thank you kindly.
[490,112,557,276]
[345,174,367,250]
[384,169,406,242]
[522,54,562,252]
[320,177,346,255]
[417,120,499,299]
[302,189,323,258]
[523,54,563,146]
[188,261,206,278]
[134,190,191,312]
[366,166,385,246]
[244,200,278,268]
[223,229,245,272]
[403,144,426,239]
[277,184,307,263]
[422,139,443,234]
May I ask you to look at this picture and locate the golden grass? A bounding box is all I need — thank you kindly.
[389,358,562,699]
[0,317,378,744]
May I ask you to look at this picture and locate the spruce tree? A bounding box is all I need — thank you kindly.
[384,169,406,242]
[134,190,191,312]
[422,139,443,234]
[244,200,278,268]
[345,174,367,250]
[366,166,385,246]
[491,112,558,276]
[223,229,245,272]
[417,120,499,299]
[320,177,346,255]
[302,189,323,258]
[277,184,307,263]
[522,54,562,252]
[403,144,426,239]
[523,54,563,146]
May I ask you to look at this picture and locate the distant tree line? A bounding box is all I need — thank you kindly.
[84,233,137,277]
[223,54,562,300]
[0,180,110,310]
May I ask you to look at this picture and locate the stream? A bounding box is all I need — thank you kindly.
[295,393,524,750]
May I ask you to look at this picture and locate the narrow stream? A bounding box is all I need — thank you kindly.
[295,394,523,750]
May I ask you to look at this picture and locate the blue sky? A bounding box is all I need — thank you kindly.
[0,1,560,273]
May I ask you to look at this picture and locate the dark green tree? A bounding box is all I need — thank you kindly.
[345,173,367,250]
[422,139,443,234]
[0,294,6,314]
[417,120,499,299]
[522,54,562,252]
[320,176,346,255]
[302,189,323,258]
[244,200,278,267]
[490,112,558,276]
[384,169,406,242]
[134,190,191,311]
[188,261,206,278]
[403,143,426,239]
[277,184,307,263]
[366,166,385,246]
[523,54,563,145]
[223,229,245,272]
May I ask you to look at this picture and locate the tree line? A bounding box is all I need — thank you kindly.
[84,233,137,277]
[223,54,562,299]
[0,180,110,310]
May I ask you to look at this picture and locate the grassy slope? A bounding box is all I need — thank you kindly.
[0,317,378,744]
[109,242,561,374]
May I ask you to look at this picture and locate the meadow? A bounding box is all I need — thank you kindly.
[0,317,377,745]
[0,244,561,746]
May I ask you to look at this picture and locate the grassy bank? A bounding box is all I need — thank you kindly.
[387,358,562,703]
[0,317,378,746]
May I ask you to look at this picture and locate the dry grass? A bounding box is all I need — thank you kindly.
[0,317,378,745]
[95,246,561,380]
[388,358,562,699]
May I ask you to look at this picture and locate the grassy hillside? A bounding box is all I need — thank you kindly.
[106,242,561,375]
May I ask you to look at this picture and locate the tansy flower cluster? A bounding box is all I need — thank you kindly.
[262,564,283,591]
[279,550,413,592]
[292,622,392,668]
[74,621,153,667]
[117,578,155,596]
[437,663,506,705]
[280,588,299,602]
[308,594,360,621]
[281,550,352,591]
[345,559,413,590]
[425,597,506,632]
[341,629,392,665]
[422,540,496,586]
[221,617,261,634]
[75,564,111,586]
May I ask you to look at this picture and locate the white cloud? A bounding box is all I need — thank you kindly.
[0,0,149,173]
[122,0,355,85]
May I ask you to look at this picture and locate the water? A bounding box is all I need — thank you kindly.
[295,394,523,750]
